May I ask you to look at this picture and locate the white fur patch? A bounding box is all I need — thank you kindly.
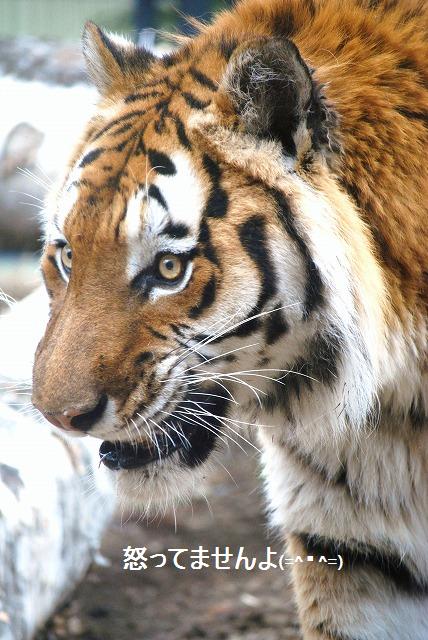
[126,189,146,243]
[125,152,204,294]
[154,152,205,233]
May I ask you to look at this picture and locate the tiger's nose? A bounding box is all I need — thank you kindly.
[39,394,108,432]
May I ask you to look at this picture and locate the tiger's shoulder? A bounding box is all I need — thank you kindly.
[200,0,428,317]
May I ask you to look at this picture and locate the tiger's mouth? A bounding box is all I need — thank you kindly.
[99,387,227,471]
[99,421,210,470]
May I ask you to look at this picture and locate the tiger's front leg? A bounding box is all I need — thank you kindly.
[258,427,428,640]
[288,534,428,640]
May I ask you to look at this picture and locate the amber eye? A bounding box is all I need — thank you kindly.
[157,254,185,281]
[60,243,72,273]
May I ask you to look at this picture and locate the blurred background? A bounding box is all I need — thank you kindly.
[0,1,299,639]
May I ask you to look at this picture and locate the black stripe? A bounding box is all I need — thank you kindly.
[182,92,210,110]
[218,36,238,60]
[383,395,428,431]
[298,532,428,596]
[147,184,168,211]
[212,314,262,343]
[147,149,176,175]
[161,51,181,68]
[200,214,279,343]
[189,67,217,91]
[67,178,93,191]
[97,27,125,69]
[134,351,154,366]
[202,154,221,184]
[170,323,190,337]
[174,117,192,150]
[264,332,341,416]
[398,58,421,72]
[238,215,277,310]
[207,311,262,344]
[270,188,323,317]
[230,317,261,338]
[396,107,428,125]
[154,116,168,135]
[151,98,170,114]
[198,220,219,266]
[161,221,189,239]
[114,36,155,72]
[111,123,133,136]
[265,312,289,344]
[135,134,146,156]
[189,276,217,319]
[303,0,316,18]
[346,181,414,283]
[124,90,163,103]
[271,7,296,37]
[115,204,127,240]
[399,5,425,24]
[79,147,104,168]
[285,439,348,489]
[139,76,176,90]
[161,46,191,69]
[148,327,168,341]
[106,173,121,189]
[92,110,144,141]
[114,139,129,153]
[409,395,428,430]
[202,155,228,218]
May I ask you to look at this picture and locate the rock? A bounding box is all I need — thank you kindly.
[0,289,116,640]
[0,77,96,253]
[0,123,45,252]
[0,123,44,180]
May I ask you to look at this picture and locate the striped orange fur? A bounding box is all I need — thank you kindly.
[32,2,428,637]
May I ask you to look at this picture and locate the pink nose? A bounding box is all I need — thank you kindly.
[36,394,108,433]
[42,409,84,431]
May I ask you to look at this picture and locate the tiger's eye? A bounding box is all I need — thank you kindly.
[158,254,184,281]
[60,244,72,273]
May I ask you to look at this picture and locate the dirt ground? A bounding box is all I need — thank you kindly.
[36,449,301,640]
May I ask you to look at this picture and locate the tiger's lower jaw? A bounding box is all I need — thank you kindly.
[106,426,220,510]
[98,418,218,471]
[98,385,229,507]
[99,383,227,473]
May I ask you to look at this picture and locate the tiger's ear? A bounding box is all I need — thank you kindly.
[82,21,155,95]
[219,38,335,158]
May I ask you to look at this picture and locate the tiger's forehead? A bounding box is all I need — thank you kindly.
[46,120,192,241]
[44,50,227,243]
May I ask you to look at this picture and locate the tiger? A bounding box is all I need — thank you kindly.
[31,0,428,637]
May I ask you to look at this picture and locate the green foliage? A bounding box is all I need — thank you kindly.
[0,0,233,42]
[0,0,134,41]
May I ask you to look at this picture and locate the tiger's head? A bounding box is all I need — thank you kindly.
[32,20,386,509]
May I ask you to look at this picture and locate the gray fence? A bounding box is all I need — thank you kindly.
[0,0,134,41]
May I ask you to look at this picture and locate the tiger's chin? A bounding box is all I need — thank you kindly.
[115,456,214,512]
[99,386,227,509]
